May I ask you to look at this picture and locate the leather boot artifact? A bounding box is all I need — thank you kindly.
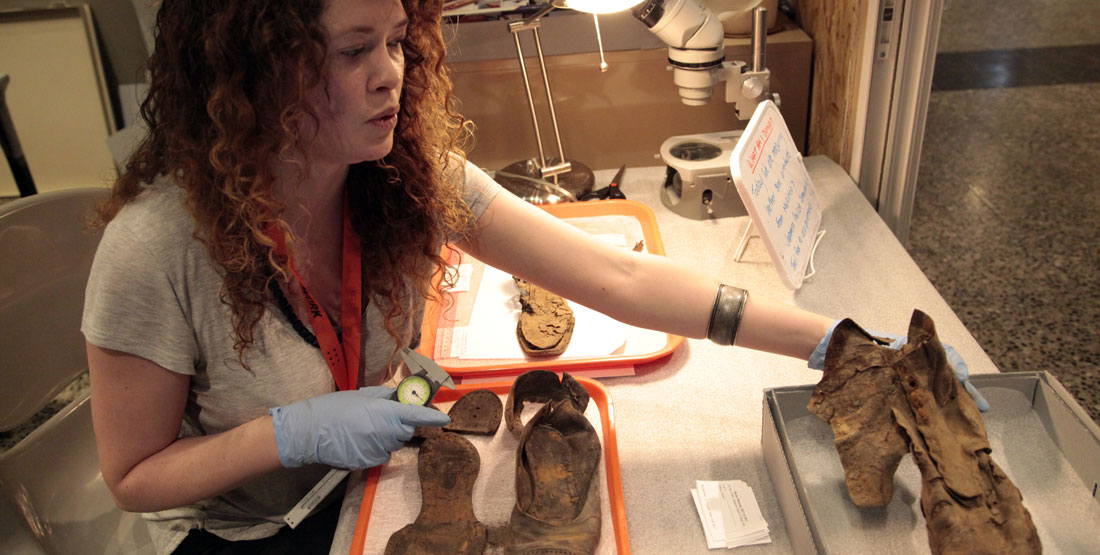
[384,433,488,555]
[809,310,1041,555]
[514,278,574,356]
[505,369,590,438]
[807,320,911,508]
[889,311,1040,554]
[500,370,602,554]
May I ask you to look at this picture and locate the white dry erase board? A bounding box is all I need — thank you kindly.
[730,100,821,290]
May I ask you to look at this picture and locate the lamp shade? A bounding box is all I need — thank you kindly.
[555,0,644,14]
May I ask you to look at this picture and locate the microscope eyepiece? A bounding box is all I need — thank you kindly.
[632,0,664,28]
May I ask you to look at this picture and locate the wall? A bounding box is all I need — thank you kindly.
[0,7,125,195]
[0,0,149,86]
[0,5,814,194]
[797,0,873,172]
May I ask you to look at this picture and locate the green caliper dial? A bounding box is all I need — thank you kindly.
[394,373,433,406]
[390,347,454,406]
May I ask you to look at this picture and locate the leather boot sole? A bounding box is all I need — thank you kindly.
[514,278,574,357]
[385,433,488,554]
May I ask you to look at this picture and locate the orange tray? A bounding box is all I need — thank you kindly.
[417,199,683,377]
[349,377,630,554]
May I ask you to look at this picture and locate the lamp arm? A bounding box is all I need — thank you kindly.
[519,1,559,27]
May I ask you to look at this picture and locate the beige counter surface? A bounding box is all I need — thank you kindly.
[330,156,998,554]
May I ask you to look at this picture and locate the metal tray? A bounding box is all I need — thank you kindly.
[762,371,1100,554]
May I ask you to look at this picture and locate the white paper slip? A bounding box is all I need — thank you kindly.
[692,479,771,549]
[445,263,473,293]
[691,487,726,550]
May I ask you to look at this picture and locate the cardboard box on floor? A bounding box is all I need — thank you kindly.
[762,371,1100,554]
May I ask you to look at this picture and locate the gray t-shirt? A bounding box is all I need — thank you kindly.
[81,161,500,553]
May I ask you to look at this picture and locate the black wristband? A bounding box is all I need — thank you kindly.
[706,284,748,346]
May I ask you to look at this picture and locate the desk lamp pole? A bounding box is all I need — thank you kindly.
[498,2,595,201]
[0,75,37,197]
[510,6,569,179]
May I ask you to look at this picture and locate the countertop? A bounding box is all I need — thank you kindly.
[329,156,998,554]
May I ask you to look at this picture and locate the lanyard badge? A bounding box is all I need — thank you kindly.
[265,200,362,391]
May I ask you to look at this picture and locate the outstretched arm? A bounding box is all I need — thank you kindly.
[455,190,833,360]
[456,187,987,409]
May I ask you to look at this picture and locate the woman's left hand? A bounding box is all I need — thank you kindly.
[269,386,450,469]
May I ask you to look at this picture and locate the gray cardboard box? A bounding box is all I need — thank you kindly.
[762,371,1100,554]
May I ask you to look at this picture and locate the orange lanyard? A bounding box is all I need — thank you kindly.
[265,201,362,391]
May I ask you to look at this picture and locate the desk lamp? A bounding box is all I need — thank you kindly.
[497,0,641,203]
[500,0,776,216]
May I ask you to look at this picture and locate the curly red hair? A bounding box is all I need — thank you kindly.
[95,0,472,368]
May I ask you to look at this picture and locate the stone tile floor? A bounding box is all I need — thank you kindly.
[907,0,1100,424]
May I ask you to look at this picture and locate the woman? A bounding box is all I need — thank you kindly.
[82,0,977,553]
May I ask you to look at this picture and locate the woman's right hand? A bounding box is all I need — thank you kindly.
[269,386,450,469]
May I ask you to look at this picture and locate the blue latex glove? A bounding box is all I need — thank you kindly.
[808,319,990,412]
[269,386,450,469]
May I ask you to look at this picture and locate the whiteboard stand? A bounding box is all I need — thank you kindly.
[729,100,823,290]
[734,218,757,262]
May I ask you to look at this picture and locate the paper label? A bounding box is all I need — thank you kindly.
[691,479,771,548]
[446,263,473,293]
